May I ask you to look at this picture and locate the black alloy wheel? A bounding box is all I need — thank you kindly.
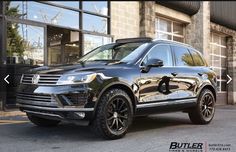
[188,89,215,124]
[201,93,215,121]
[106,97,129,133]
[90,89,133,139]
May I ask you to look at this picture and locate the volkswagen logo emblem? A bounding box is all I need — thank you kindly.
[32,74,40,84]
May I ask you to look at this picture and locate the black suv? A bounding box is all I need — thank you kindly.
[17,38,217,139]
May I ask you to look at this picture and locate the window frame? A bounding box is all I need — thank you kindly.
[139,44,174,67]
[6,20,47,66]
[210,32,227,93]
[2,1,112,66]
[155,16,185,43]
[3,1,111,35]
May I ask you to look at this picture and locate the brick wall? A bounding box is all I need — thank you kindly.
[110,2,140,40]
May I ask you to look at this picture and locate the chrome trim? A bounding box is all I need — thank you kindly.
[17,93,52,99]
[136,98,197,109]
[152,39,192,48]
[17,99,58,107]
[17,103,94,112]
[21,74,61,86]
[23,110,64,119]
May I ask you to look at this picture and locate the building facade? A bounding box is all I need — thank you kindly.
[0,1,236,110]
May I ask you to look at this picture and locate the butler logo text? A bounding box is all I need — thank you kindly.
[169,142,203,152]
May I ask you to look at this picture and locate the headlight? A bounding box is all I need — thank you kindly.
[57,72,97,85]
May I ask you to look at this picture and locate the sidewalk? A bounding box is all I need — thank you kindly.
[0,105,235,118]
[0,109,25,117]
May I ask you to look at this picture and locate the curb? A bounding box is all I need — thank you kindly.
[0,110,25,117]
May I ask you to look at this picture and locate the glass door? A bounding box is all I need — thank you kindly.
[47,26,81,65]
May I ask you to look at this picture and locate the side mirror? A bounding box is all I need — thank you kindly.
[140,59,164,73]
[146,59,164,67]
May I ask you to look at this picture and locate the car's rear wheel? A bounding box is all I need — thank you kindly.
[27,114,60,127]
[90,89,133,139]
[188,89,215,124]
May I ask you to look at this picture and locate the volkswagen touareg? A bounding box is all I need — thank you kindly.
[17,38,217,139]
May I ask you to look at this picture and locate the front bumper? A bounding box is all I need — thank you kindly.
[16,84,97,123]
[17,103,94,125]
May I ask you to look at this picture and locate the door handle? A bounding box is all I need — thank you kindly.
[171,72,178,76]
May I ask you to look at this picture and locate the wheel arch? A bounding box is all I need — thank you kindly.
[94,82,137,114]
[199,84,217,102]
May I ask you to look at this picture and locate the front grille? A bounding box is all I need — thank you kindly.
[17,92,52,102]
[21,74,61,85]
[17,92,58,107]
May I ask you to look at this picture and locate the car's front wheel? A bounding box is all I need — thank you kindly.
[188,89,216,124]
[27,114,60,127]
[91,89,133,139]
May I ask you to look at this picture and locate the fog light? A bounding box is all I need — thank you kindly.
[75,112,85,118]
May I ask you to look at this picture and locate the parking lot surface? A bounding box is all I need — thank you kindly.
[0,105,235,152]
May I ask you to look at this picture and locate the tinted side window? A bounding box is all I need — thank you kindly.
[143,45,173,66]
[189,49,205,66]
[172,46,194,66]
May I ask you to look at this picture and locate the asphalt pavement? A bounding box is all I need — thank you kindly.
[0,105,235,152]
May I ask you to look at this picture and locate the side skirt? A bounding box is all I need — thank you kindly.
[135,98,197,116]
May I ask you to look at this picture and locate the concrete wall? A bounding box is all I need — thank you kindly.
[185,2,211,63]
[110,1,140,40]
[140,1,155,38]
[155,4,191,23]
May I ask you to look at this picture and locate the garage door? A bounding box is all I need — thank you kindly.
[210,33,227,105]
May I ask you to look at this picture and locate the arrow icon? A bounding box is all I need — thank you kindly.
[227,74,232,84]
[4,75,9,84]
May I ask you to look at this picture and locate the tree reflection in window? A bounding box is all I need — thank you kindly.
[181,53,195,66]
[173,46,194,66]
[7,22,44,65]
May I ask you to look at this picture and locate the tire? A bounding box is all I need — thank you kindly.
[188,89,216,124]
[27,114,60,127]
[90,89,133,139]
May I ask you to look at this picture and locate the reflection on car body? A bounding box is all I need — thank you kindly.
[17,38,217,139]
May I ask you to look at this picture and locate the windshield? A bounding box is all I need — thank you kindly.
[79,42,149,64]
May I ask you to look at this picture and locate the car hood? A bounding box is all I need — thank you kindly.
[29,62,126,74]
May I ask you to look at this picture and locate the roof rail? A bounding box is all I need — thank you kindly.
[116,37,153,43]
[153,38,192,48]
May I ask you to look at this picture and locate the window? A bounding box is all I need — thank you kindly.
[84,34,111,54]
[173,46,194,66]
[143,45,172,66]
[83,13,108,34]
[7,22,44,65]
[189,49,205,66]
[210,33,227,92]
[156,17,185,42]
[83,1,108,16]
[7,2,79,29]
